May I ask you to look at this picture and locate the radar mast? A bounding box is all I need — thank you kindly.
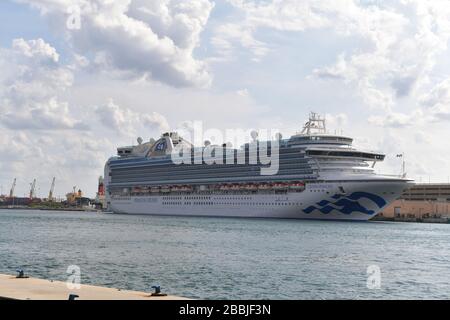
[301,112,327,135]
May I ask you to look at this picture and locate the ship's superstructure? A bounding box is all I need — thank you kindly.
[104,113,413,220]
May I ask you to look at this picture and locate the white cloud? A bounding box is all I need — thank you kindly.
[417,78,450,121]
[1,97,88,130]
[15,0,214,88]
[325,113,348,128]
[12,38,59,64]
[421,78,450,108]
[214,0,450,125]
[369,77,450,127]
[211,23,270,62]
[213,0,408,62]
[368,110,423,128]
[236,88,249,97]
[95,99,170,137]
[0,38,84,130]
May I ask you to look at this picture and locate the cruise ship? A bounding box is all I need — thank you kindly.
[104,113,413,220]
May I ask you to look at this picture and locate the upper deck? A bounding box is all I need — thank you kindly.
[107,112,386,187]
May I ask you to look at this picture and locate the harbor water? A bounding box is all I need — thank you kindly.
[0,209,449,299]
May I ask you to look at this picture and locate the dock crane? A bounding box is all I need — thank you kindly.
[48,177,56,201]
[29,179,36,199]
[9,178,16,198]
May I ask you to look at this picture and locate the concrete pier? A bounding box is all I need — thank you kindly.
[0,274,188,300]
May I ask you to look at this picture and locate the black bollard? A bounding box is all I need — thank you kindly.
[68,294,79,300]
[151,285,167,297]
[16,269,29,279]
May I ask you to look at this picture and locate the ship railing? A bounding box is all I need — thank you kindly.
[378,173,409,179]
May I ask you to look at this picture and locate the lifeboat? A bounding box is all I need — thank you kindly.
[220,184,231,191]
[245,183,258,191]
[230,184,241,191]
[172,185,182,192]
[179,185,193,192]
[132,186,142,193]
[150,187,160,193]
[273,182,288,190]
[160,186,171,193]
[258,183,272,190]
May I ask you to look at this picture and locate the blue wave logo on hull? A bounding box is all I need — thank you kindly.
[303,192,386,215]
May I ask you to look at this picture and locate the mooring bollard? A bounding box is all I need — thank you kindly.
[151,285,167,297]
[68,294,79,300]
[16,269,29,279]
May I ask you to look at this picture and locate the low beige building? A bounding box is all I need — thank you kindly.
[379,199,450,219]
[378,183,450,219]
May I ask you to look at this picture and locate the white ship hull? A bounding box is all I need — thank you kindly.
[107,180,411,221]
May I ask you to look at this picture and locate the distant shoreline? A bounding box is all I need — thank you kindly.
[0,206,99,212]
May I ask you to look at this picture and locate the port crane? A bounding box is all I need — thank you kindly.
[9,178,16,198]
[29,179,36,199]
[48,177,56,201]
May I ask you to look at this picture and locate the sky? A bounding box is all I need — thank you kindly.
[1,0,450,198]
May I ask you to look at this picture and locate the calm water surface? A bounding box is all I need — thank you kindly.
[0,209,449,299]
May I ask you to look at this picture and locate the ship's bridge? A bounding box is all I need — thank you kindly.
[305,148,385,161]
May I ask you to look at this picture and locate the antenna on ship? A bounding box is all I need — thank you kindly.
[301,112,327,135]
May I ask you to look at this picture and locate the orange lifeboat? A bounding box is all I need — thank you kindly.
[230,184,241,191]
[172,185,182,192]
[245,183,258,191]
[258,183,272,190]
[273,182,288,190]
[179,185,193,192]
